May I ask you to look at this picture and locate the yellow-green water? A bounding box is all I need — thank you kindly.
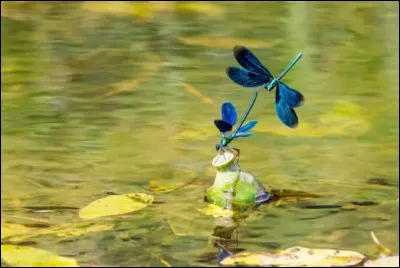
[1,1,399,266]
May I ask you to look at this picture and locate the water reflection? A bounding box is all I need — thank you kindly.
[1,1,398,266]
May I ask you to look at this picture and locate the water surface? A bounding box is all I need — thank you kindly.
[1,1,399,266]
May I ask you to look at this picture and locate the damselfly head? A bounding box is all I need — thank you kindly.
[221,138,229,147]
[215,144,221,151]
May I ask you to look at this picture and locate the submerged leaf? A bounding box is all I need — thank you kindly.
[6,223,115,243]
[257,101,370,138]
[149,177,198,193]
[160,258,172,267]
[317,101,370,136]
[1,245,79,267]
[176,2,223,17]
[81,1,132,16]
[1,222,35,239]
[79,193,154,219]
[198,204,234,218]
[100,79,140,98]
[82,2,222,21]
[53,223,114,238]
[167,219,187,237]
[178,36,277,49]
[221,246,365,267]
[183,83,214,104]
[149,180,181,193]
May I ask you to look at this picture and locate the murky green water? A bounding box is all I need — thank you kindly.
[1,1,399,266]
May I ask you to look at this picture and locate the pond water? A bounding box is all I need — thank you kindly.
[1,1,399,267]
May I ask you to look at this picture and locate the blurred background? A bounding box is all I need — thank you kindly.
[1,1,399,267]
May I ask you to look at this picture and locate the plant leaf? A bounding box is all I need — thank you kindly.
[79,193,154,219]
[178,36,277,49]
[1,245,79,267]
[221,246,366,267]
[1,222,35,239]
[6,223,115,243]
[198,204,234,218]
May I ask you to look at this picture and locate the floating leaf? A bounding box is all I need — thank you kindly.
[6,223,115,243]
[178,36,277,49]
[198,204,234,218]
[183,83,214,105]
[1,245,79,267]
[221,246,366,267]
[1,222,35,239]
[79,193,154,219]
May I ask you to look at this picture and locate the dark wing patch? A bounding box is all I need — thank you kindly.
[233,45,273,78]
[214,120,233,132]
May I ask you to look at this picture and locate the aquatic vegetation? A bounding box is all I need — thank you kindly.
[1,1,398,267]
[1,221,36,239]
[220,246,366,267]
[2,221,115,243]
[178,36,277,49]
[183,83,214,105]
[1,245,79,267]
[79,193,154,219]
[198,204,234,218]
[256,101,370,137]
[218,231,399,267]
[81,1,224,21]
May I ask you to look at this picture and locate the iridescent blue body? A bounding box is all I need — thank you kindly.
[226,46,304,128]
